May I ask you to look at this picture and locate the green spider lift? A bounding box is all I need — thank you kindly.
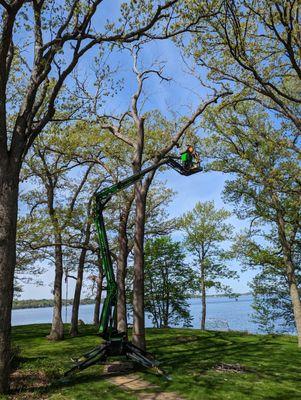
[64,152,201,377]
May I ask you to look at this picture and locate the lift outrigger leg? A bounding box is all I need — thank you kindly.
[64,340,160,377]
[64,153,201,378]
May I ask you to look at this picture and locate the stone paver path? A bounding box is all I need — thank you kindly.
[107,373,184,400]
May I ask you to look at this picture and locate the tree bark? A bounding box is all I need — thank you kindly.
[288,269,301,347]
[0,159,19,393]
[201,263,206,330]
[132,181,147,350]
[274,196,301,346]
[93,258,103,326]
[47,234,64,340]
[44,174,65,341]
[70,223,91,337]
[131,172,155,349]
[70,260,84,336]
[278,234,301,346]
[116,202,132,334]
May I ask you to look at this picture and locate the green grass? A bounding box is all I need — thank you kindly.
[3,324,301,400]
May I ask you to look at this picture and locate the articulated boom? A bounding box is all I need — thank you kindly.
[64,155,201,377]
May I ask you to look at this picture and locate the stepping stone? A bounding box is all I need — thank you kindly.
[139,392,184,400]
[108,373,157,391]
[107,373,184,400]
[103,361,134,373]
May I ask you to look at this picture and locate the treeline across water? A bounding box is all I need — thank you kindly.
[13,298,95,310]
[14,293,252,310]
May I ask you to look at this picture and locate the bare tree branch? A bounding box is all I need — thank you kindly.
[0,1,10,12]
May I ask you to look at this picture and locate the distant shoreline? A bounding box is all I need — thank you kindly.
[13,293,251,310]
[12,298,95,310]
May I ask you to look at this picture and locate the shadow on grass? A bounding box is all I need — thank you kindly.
[9,367,139,399]
[10,325,301,400]
[146,330,299,383]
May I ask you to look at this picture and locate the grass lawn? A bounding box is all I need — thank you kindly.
[2,324,301,400]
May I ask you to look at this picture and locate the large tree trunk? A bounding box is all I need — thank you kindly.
[274,201,301,346]
[288,271,301,347]
[47,234,64,340]
[117,203,131,334]
[281,239,301,346]
[93,257,103,326]
[70,223,91,337]
[70,250,86,337]
[200,263,206,330]
[132,181,147,350]
[0,160,19,394]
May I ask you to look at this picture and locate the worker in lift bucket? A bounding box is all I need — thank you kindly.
[181,145,200,170]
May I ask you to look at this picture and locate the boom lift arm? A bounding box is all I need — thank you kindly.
[64,153,201,377]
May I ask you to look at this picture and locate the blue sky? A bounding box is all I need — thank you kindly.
[19,0,256,299]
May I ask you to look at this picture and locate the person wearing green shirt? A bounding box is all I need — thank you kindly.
[181,145,195,169]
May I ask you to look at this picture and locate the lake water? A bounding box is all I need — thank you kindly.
[12,294,294,334]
